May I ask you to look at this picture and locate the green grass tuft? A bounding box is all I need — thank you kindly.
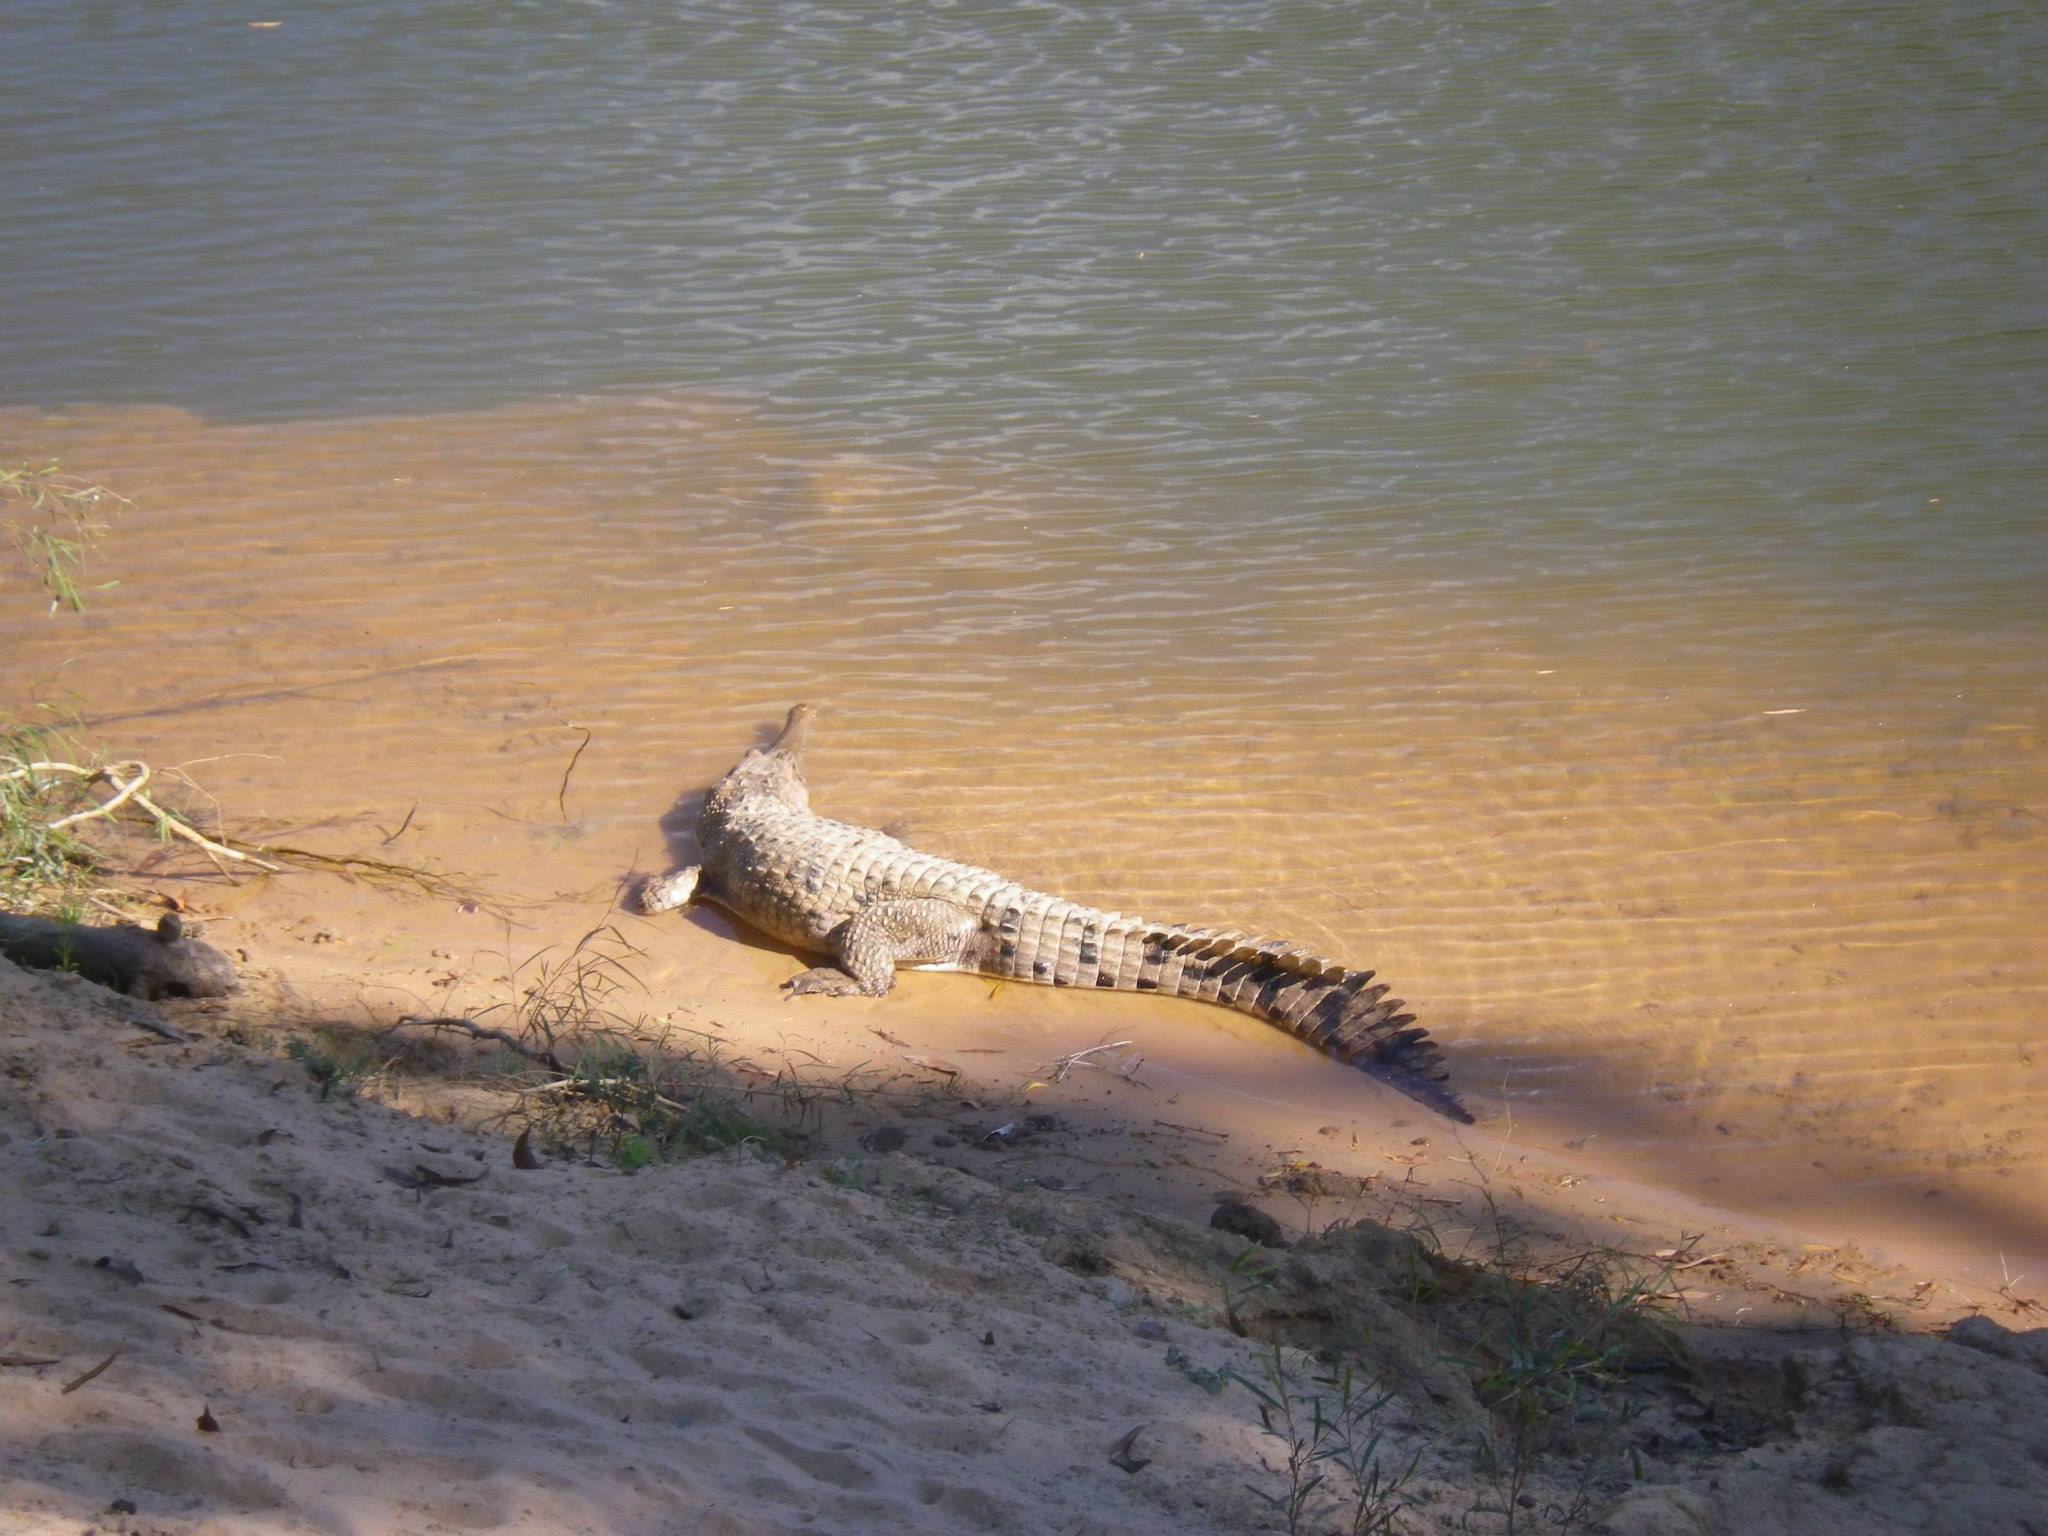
[0,718,99,910]
[1,461,129,613]
[285,1032,387,1101]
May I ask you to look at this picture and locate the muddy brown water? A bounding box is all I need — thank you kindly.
[3,398,2041,1301]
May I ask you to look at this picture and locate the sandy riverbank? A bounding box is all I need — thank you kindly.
[3,941,2046,1536]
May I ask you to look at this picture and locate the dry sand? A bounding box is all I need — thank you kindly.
[3,947,2046,1536]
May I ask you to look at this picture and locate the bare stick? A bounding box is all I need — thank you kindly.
[2,757,97,783]
[45,760,151,829]
[131,789,283,870]
[60,1348,120,1395]
[557,728,591,819]
[379,802,419,845]
[123,1012,193,1044]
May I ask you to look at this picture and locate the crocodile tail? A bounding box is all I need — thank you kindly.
[990,899,1469,1122]
[1107,916,1471,1124]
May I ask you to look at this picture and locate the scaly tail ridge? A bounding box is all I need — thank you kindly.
[1104,919,1472,1124]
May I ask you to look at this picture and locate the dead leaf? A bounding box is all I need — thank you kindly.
[383,1164,487,1190]
[512,1128,542,1170]
[1107,1423,1151,1473]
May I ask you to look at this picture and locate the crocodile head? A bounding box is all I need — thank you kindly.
[700,704,815,831]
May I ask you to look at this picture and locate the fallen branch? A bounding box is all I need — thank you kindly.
[9,758,282,871]
[388,1014,567,1075]
[256,845,492,907]
[10,756,486,894]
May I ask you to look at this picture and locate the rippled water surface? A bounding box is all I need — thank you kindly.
[3,3,2044,1267]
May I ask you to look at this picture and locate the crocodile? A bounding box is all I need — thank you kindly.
[641,705,1471,1123]
[0,911,239,1000]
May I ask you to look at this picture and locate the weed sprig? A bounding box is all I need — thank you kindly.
[1,460,129,613]
[1233,1343,1421,1536]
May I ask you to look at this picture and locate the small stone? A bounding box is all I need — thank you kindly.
[1209,1201,1288,1249]
[859,1126,906,1153]
[1132,1319,1168,1341]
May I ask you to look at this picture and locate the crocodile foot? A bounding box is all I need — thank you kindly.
[638,866,700,914]
[785,967,862,997]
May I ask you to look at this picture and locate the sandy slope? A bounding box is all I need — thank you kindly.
[2,958,2046,1536]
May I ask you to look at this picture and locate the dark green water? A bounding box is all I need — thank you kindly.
[5,0,2043,611]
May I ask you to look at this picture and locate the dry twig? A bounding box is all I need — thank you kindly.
[1048,1040,1144,1083]
[60,1348,120,1395]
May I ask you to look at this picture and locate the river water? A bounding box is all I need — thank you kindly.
[4,3,2044,1279]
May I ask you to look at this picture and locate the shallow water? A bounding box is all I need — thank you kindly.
[4,397,2042,1274]
[3,2,2044,1275]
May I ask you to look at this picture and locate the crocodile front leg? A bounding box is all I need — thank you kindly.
[786,899,981,997]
